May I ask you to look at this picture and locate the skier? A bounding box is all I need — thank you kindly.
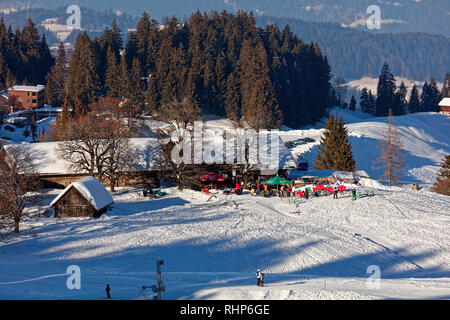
[106,284,111,299]
[333,185,338,199]
[304,188,309,199]
[256,269,261,286]
[351,188,357,201]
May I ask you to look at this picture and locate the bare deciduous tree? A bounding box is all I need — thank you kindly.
[0,146,44,233]
[153,97,204,191]
[57,115,137,191]
[374,109,406,186]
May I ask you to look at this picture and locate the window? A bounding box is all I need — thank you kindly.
[32,99,37,103]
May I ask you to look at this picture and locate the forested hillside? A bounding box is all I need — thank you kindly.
[257,16,450,81]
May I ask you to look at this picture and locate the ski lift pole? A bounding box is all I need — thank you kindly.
[155,260,165,300]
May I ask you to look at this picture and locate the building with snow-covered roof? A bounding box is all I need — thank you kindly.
[438,98,450,115]
[7,85,46,112]
[0,138,161,189]
[50,176,114,218]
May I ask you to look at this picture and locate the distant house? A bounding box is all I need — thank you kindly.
[7,85,46,112]
[0,138,161,189]
[50,176,114,218]
[438,98,450,115]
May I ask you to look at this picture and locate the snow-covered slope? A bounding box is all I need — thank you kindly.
[0,186,448,300]
[280,109,450,186]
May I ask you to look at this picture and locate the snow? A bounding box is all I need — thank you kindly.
[439,98,450,107]
[279,109,450,186]
[0,184,449,300]
[10,85,45,92]
[0,109,449,300]
[2,138,162,174]
[50,176,114,211]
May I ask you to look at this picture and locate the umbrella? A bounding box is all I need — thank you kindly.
[261,176,292,185]
[261,176,292,192]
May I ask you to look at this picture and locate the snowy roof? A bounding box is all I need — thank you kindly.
[50,176,114,211]
[3,138,162,175]
[438,98,450,106]
[9,85,45,92]
[287,169,335,179]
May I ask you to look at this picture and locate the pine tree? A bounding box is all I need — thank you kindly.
[408,85,421,113]
[45,42,67,106]
[128,57,144,110]
[314,113,355,171]
[68,32,100,106]
[393,81,407,115]
[360,88,373,115]
[349,95,357,111]
[441,73,450,98]
[225,71,240,123]
[375,62,396,117]
[374,109,405,185]
[421,79,441,112]
[431,155,450,196]
[105,46,121,97]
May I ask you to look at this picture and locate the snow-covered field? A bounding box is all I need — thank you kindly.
[0,109,449,300]
[281,109,450,186]
[0,185,449,300]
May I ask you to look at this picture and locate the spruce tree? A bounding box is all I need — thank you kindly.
[225,71,240,123]
[68,32,100,106]
[393,81,407,115]
[45,42,67,106]
[360,88,371,114]
[408,85,421,113]
[349,95,357,111]
[314,113,355,171]
[441,73,450,98]
[375,62,396,117]
[431,155,450,196]
[105,46,121,97]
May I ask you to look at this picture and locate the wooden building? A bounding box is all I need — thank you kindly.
[50,176,114,218]
[0,138,161,190]
[438,98,450,115]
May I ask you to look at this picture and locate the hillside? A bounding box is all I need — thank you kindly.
[0,181,448,299]
[1,0,448,35]
[281,109,450,186]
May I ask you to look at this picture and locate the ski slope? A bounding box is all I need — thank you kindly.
[0,186,449,300]
[280,109,450,186]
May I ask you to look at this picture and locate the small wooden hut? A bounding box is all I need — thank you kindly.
[50,176,114,218]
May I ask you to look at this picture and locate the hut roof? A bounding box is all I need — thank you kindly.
[50,176,114,211]
[2,138,161,175]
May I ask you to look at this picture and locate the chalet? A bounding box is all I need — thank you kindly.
[0,138,161,189]
[438,98,450,115]
[7,85,46,112]
[50,176,114,218]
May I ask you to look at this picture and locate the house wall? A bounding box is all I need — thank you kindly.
[53,187,101,218]
[7,89,45,111]
[40,171,160,189]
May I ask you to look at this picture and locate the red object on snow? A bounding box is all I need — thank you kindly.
[316,185,324,190]
[338,186,347,191]
[200,172,222,182]
[202,188,211,194]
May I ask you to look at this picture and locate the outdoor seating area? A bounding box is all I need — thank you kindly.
[196,171,376,201]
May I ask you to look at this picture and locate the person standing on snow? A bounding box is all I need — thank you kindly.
[333,185,339,199]
[256,269,261,286]
[351,188,357,200]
